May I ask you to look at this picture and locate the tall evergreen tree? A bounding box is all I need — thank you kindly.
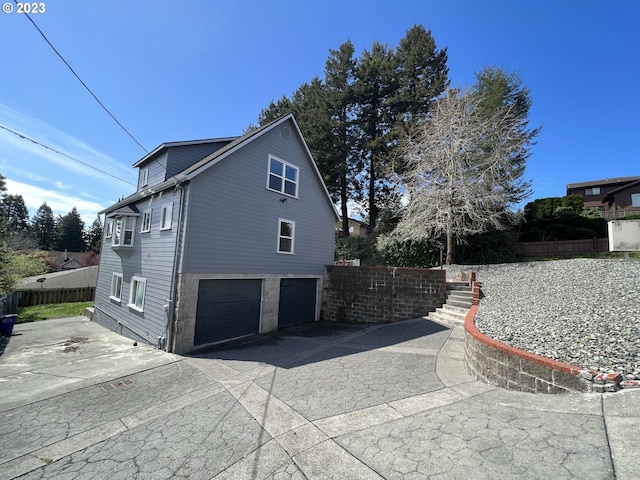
[53,207,86,252]
[2,194,30,235]
[470,67,539,207]
[31,202,56,250]
[325,41,357,236]
[391,25,449,171]
[86,216,103,253]
[257,95,294,125]
[354,41,396,233]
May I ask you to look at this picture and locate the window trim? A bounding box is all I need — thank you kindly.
[112,216,136,247]
[105,219,113,239]
[141,209,152,233]
[585,187,601,196]
[141,167,149,187]
[267,155,299,198]
[128,276,146,312]
[160,204,173,231]
[632,193,640,208]
[277,218,295,254]
[110,273,123,302]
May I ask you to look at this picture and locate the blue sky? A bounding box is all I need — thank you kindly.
[1,0,638,223]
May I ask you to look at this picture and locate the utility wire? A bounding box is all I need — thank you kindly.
[0,124,137,187]
[17,2,149,154]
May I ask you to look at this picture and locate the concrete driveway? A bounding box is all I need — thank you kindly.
[1,316,638,479]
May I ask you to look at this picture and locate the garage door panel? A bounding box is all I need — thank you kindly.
[278,278,317,328]
[195,279,262,346]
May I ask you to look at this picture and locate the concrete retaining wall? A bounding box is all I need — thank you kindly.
[322,265,446,324]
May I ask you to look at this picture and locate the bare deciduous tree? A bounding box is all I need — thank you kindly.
[394,88,532,264]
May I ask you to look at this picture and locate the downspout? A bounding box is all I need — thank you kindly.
[164,176,187,352]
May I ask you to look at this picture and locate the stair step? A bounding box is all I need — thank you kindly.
[446,297,472,309]
[446,281,471,291]
[427,310,464,327]
[441,303,470,315]
[447,290,473,299]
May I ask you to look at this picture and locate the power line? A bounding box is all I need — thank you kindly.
[16,2,149,154]
[0,124,137,187]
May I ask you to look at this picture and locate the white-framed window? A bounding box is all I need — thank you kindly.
[632,193,640,207]
[160,203,173,230]
[105,219,113,238]
[113,216,136,246]
[267,155,298,197]
[128,276,146,312]
[141,209,152,233]
[585,187,601,196]
[110,273,123,301]
[277,218,295,254]
[140,167,149,187]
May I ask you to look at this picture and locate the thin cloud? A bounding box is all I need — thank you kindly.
[0,103,135,186]
[6,179,107,224]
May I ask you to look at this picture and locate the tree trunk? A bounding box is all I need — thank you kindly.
[368,158,376,233]
[340,171,349,236]
[446,230,455,265]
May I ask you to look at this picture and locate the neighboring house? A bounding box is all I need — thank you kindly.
[48,250,84,271]
[20,266,98,290]
[93,115,339,354]
[335,218,369,237]
[566,176,640,219]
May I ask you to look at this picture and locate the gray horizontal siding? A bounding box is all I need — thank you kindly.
[94,190,181,344]
[166,142,232,177]
[138,152,168,190]
[181,119,335,275]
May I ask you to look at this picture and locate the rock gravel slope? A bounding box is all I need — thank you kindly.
[447,259,640,378]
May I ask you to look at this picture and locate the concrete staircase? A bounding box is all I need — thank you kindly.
[426,281,473,327]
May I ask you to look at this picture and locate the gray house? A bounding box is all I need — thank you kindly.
[94,115,339,353]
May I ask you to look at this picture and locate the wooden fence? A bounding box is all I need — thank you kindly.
[16,287,96,307]
[512,238,609,257]
[1,291,20,315]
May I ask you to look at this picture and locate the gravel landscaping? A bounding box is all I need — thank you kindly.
[446,258,640,379]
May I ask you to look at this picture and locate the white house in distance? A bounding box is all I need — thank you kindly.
[93,115,339,353]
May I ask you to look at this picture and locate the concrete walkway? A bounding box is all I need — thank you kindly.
[0,316,638,479]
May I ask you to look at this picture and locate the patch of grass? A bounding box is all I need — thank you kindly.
[16,302,94,323]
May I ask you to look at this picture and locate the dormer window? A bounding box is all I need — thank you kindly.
[140,167,149,187]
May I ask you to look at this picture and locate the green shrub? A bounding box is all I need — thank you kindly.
[335,235,374,263]
[376,234,441,268]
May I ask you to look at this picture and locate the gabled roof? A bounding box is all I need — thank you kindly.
[105,204,140,217]
[567,176,640,190]
[101,114,339,220]
[606,178,640,196]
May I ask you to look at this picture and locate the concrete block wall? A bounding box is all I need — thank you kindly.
[464,305,592,394]
[322,265,446,324]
